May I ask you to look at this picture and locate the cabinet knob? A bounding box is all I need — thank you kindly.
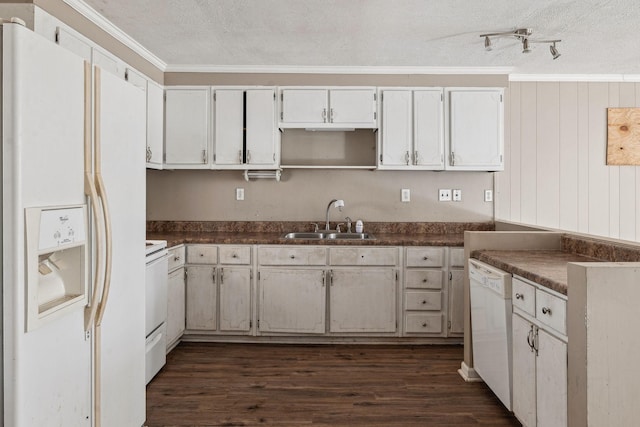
[174,256,181,262]
[200,253,204,257]
[290,255,295,259]
[423,256,429,261]
[422,278,428,283]
[541,307,552,315]
[422,322,428,327]
[421,300,427,305]
[232,254,238,258]
[515,293,523,300]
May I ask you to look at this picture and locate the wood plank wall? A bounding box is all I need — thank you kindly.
[496,81,640,243]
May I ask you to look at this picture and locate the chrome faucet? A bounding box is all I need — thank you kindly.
[325,199,344,231]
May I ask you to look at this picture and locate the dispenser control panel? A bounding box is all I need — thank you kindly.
[38,206,86,250]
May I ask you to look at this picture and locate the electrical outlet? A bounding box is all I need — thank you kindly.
[439,189,452,202]
[236,188,245,201]
[401,189,410,202]
[484,189,493,202]
[452,189,462,202]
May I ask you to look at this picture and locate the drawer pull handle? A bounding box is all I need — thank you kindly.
[542,307,552,315]
[422,279,428,283]
[232,254,238,258]
[421,300,427,305]
[174,256,181,261]
[423,256,428,260]
[515,293,523,300]
[290,255,295,259]
[200,253,204,257]
[422,322,428,327]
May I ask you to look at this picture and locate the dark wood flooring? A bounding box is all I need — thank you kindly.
[146,342,520,426]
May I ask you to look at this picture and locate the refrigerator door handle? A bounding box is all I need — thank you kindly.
[93,66,113,328]
[83,61,103,333]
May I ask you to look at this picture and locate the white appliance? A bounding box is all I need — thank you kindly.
[145,240,168,384]
[1,21,146,426]
[469,259,513,410]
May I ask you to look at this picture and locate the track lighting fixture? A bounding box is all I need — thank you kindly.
[480,28,561,59]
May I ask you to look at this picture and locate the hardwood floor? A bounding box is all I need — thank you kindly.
[146,343,520,426]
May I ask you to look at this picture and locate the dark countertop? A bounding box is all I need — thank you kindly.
[147,231,466,248]
[471,250,601,295]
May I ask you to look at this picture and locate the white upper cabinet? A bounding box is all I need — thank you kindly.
[214,89,244,166]
[213,87,278,169]
[246,89,278,167]
[379,88,444,169]
[279,87,377,129]
[446,88,504,171]
[146,80,164,169]
[164,87,210,168]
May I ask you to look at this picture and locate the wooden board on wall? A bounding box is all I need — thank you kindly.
[607,107,640,165]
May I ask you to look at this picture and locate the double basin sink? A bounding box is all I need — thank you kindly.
[283,232,375,240]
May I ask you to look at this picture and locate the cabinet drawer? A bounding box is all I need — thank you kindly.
[258,246,326,266]
[329,247,397,266]
[405,291,442,311]
[536,289,567,335]
[168,245,185,271]
[405,270,443,290]
[449,248,465,268]
[219,246,251,265]
[404,313,442,334]
[187,245,218,264]
[405,247,445,267]
[512,277,535,316]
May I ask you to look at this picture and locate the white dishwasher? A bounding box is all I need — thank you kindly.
[469,259,513,410]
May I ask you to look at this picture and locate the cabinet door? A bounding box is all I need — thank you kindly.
[380,90,412,167]
[166,267,185,349]
[512,314,537,427]
[214,89,244,165]
[448,269,464,336]
[146,80,164,169]
[185,266,217,330]
[447,88,503,170]
[329,89,376,125]
[246,89,277,166]
[329,269,396,333]
[414,89,444,168]
[536,329,567,427]
[219,267,252,333]
[281,89,328,123]
[165,88,210,166]
[258,269,326,334]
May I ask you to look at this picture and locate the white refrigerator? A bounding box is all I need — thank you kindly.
[1,22,146,426]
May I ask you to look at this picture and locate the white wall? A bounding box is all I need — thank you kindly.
[147,169,494,222]
[496,81,640,243]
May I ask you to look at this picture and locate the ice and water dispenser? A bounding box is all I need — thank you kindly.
[25,205,88,331]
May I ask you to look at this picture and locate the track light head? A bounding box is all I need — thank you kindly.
[484,36,492,51]
[550,42,561,59]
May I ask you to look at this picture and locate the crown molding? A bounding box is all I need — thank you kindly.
[510,74,640,82]
[163,64,513,75]
[62,0,167,71]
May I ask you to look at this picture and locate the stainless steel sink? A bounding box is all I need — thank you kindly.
[282,232,326,239]
[324,232,375,240]
[282,232,375,240]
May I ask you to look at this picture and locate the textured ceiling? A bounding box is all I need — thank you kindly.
[83,0,640,74]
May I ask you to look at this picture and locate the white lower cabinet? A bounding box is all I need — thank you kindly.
[166,245,186,352]
[329,268,396,333]
[512,276,568,427]
[185,244,253,335]
[447,247,465,336]
[219,267,252,332]
[258,268,326,334]
[185,265,217,330]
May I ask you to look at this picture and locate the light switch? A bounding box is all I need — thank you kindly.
[401,189,410,202]
[439,189,452,202]
[236,188,245,201]
[484,190,493,202]
[452,189,462,201]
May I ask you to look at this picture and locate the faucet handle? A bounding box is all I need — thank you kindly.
[310,223,319,232]
[345,217,352,233]
[336,223,345,233]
